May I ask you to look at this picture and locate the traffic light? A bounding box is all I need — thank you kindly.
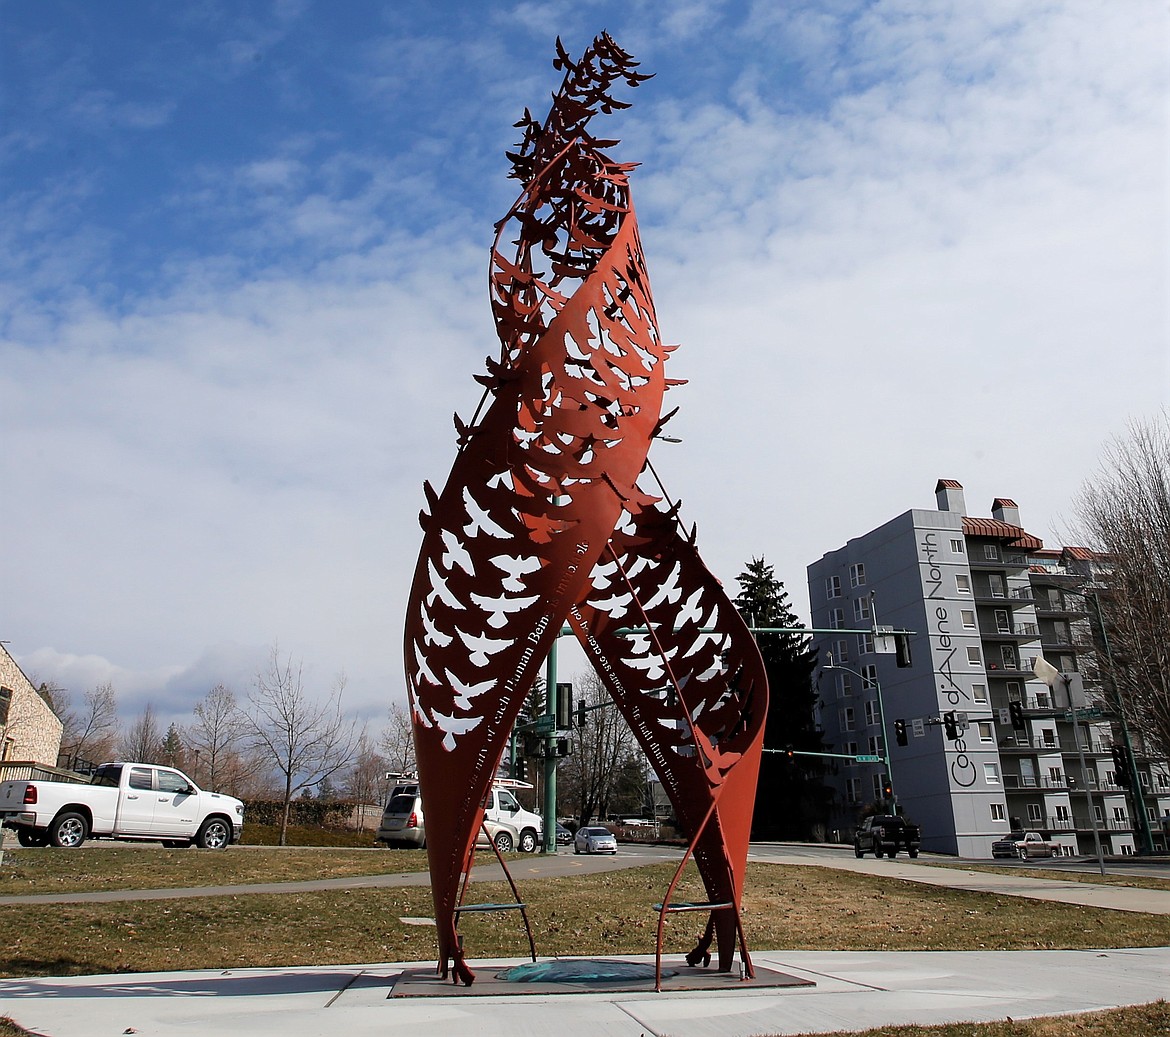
[1009,700,1026,730]
[1111,744,1131,787]
[895,633,913,668]
[514,757,528,781]
[882,780,893,800]
[894,718,908,747]
[556,737,571,758]
[943,711,958,740]
[575,701,587,728]
[556,682,573,730]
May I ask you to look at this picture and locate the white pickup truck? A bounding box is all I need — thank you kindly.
[990,831,1061,859]
[0,762,244,849]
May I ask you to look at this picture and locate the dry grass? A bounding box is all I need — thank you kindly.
[0,845,426,894]
[1,862,1167,980]
[799,1001,1170,1036]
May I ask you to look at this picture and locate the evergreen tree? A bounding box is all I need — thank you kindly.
[735,557,833,840]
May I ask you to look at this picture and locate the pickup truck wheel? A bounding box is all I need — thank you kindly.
[854,843,864,858]
[873,845,883,858]
[518,829,537,854]
[196,818,231,850]
[16,828,47,848]
[909,849,919,858]
[888,848,898,858]
[49,812,88,849]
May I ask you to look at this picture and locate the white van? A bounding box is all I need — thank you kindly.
[482,780,543,853]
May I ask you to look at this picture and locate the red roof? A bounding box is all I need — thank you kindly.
[935,478,963,490]
[1063,546,1096,561]
[992,498,1018,509]
[961,517,1044,550]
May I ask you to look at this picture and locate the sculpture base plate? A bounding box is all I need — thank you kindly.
[388,958,814,998]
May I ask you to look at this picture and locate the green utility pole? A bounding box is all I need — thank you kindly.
[542,639,558,854]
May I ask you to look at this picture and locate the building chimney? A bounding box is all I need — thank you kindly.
[935,479,966,514]
[992,498,1021,525]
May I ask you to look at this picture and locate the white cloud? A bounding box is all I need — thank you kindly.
[3,1,1165,731]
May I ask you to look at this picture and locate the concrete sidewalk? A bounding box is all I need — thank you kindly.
[2,947,1168,1037]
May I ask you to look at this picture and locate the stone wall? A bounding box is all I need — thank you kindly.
[0,646,64,766]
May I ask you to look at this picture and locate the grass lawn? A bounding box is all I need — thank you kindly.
[1,861,1168,979]
[0,845,427,894]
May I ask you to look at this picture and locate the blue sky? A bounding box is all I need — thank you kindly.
[2,1,1166,733]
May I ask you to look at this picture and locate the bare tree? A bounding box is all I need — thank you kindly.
[379,700,417,776]
[559,670,641,825]
[118,702,162,763]
[244,645,361,845]
[57,682,119,767]
[1073,411,1170,755]
[345,733,388,827]
[188,684,256,792]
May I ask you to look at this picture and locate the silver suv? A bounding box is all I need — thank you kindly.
[375,791,425,848]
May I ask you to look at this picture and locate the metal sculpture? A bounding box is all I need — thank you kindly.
[404,33,768,988]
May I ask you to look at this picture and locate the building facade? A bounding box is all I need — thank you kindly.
[807,480,1170,858]
[0,643,64,766]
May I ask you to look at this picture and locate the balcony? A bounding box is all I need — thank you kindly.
[969,551,1030,571]
[982,622,1041,641]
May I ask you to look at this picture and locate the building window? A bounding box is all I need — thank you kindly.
[977,721,993,743]
[951,539,965,554]
[837,674,852,697]
[984,762,1000,784]
[991,803,1006,821]
[845,741,859,762]
[849,563,866,588]
[872,774,887,800]
[847,778,862,803]
[1027,804,1043,822]
[1054,805,1070,824]
[1158,774,1169,790]
[826,575,841,599]
[984,544,1000,561]
[858,633,874,655]
[961,609,976,629]
[853,597,871,621]
[1048,766,1064,785]
[972,683,988,703]
[834,639,850,663]
[861,664,878,689]
[967,646,982,667]
[1006,682,1022,701]
[956,574,971,595]
[864,701,880,726]
[0,686,11,726]
[829,608,844,629]
[1000,645,1018,669]
[1112,807,1127,824]
[868,735,884,756]
[995,609,1011,633]
[841,707,855,732]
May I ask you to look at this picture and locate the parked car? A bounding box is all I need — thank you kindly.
[991,831,1061,859]
[0,762,244,849]
[853,814,921,859]
[555,821,572,845]
[574,825,618,855]
[374,779,544,852]
[376,791,426,848]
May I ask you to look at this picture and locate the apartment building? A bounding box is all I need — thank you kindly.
[807,479,1170,858]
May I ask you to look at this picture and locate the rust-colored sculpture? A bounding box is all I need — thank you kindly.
[404,33,768,987]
